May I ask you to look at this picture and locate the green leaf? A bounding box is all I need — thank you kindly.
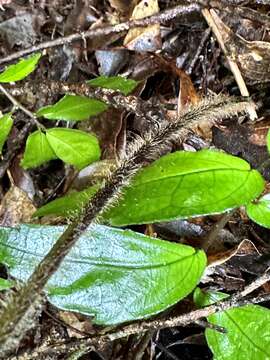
[105,150,265,226]
[0,113,13,153]
[33,185,100,218]
[0,278,13,291]
[46,128,100,170]
[267,129,270,155]
[246,193,270,228]
[88,75,138,95]
[0,53,41,83]
[0,224,206,325]
[194,288,270,360]
[37,95,107,122]
[21,130,57,169]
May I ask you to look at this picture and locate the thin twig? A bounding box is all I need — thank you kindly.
[201,210,234,252]
[8,80,168,124]
[0,84,45,130]
[0,3,201,66]
[201,9,249,97]
[18,285,270,359]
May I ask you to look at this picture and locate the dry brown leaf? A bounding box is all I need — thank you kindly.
[210,9,270,82]
[0,186,36,226]
[109,0,138,14]
[124,0,161,52]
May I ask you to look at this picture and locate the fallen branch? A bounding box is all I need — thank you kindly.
[17,270,270,359]
[0,3,201,66]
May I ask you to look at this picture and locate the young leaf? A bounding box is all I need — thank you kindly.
[246,193,270,228]
[33,185,100,218]
[0,224,206,325]
[0,53,41,83]
[194,288,270,360]
[0,113,13,153]
[0,278,13,291]
[105,150,265,226]
[37,95,108,121]
[88,75,138,95]
[21,130,57,169]
[46,128,100,170]
[267,129,270,154]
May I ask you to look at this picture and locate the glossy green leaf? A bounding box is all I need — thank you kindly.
[88,75,138,95]
[33,150,265,223]
[33,185,99,218]
[37,95,107,121]
[246,193,270,228]
[0,278,13,291]
[46,128,100,170]
[194,288,270,360]
[21,130,57,169]
[105,150,265,226]
[0,224,206,325]
[267,129,270,155]
[0,113,13,153]
[0,53,41,83]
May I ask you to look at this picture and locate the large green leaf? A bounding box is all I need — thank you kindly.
[21,130,57,169]
[88,75,138,95]
[46,128,100,170]
[0,224,206,325]
[194,288,270,360]
[105,150,265,226]
[246,193,270,228]
[0,53,41,83]
[33,150,265,223]
[0,113,13,153]
[33,185,99,218]
[37,95,107,121]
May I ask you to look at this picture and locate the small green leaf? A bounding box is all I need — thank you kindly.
[37,95,108,121]
[0,224,206,325]
[88,75,138,95]
[46,128,100,170]
[105,150,265,226]
[21,130,57,169]
[194,288,270,360]
[267,129,270,154]
[33,185,99,218]
[0,278,13,291]
[0,113,13,153]
[246,193,270,228]
[0,53,41,83]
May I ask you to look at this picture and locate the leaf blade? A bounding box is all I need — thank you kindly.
[0,224,206,325]
[37,95,108,121]
[194,289,270,360]
[0,113,13,153]
[46,128,101,170]
[105,150,265,226]
[246,193,270,228]
[88,75,138,95]
[21,130,57,169]
[0,53,41,83]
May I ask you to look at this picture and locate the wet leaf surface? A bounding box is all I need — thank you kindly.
[0,224,206,324]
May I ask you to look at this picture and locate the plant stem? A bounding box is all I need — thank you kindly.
[0,84,45,131]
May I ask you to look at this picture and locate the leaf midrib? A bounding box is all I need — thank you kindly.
[0,240,200,271]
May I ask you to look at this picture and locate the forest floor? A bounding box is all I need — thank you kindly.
[1,1,270,359]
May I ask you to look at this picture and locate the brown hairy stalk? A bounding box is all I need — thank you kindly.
[0,96,252,357]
